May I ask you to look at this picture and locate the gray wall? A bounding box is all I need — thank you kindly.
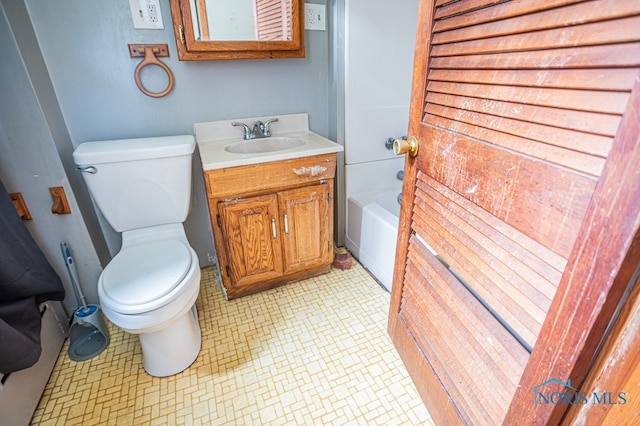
[0,0,105,310]
[0,0,330,312]
[19,0,330,266]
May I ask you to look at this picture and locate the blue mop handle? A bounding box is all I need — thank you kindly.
[61,242,89,312]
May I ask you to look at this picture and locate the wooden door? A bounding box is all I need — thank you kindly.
[388,1,640,424]
[278,184,332,273]
[254,0,292,41]
[218,194,283,289]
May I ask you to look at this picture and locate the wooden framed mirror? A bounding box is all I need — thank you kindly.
[168,0,305,61]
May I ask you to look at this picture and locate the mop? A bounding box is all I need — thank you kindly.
[61,242,109,361]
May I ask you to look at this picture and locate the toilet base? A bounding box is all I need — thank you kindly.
[138,304,201,377]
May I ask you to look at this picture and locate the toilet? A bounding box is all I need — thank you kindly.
[73,135,202,377]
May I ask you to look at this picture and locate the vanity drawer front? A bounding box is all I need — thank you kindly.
[206,154,336,198]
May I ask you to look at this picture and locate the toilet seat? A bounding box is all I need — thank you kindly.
[102,239,192,308]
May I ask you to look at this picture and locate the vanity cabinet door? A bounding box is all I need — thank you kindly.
[278,184,332,274]
[218,195,284,289]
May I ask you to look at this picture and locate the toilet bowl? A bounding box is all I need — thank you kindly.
[98,225,202,376]
[73,135,202,376]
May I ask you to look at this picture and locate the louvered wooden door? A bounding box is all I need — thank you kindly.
[255,0,292,41]
[388,1,640,424]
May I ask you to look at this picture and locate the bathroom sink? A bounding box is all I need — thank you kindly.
[224,137,305,154]
[195,114,344,170]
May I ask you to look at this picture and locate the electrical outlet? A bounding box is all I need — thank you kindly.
[129,0,164,30]
[148,4,158,23]
[305,3,326,31]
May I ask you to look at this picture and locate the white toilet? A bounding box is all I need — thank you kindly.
[73,135,202,377]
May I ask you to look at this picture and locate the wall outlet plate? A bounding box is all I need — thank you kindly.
[305,3,326,31]
[129,0,164,30]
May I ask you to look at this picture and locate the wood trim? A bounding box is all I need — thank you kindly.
[195,0,209,39]
[387,0,457,422]
[389,0,435,322]
[563,271,640,424]
[413,175,561,347]
[226,263,331,299]
[503,72,640,425]
[424,90,624,137]
[401,236,528,423]
[423,112,606,176]
[428,68,639,93]
[434,0,506,19]
[432,2,640,48]
[415,124,597,258]
[169,0,305,61]
[205,154,337,199]
[388,306,464,425]
[429,42,640,70]
[434,0,594,33]
[425,80,631,115]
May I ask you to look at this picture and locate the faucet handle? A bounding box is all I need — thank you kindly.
[263,118,278,136]
[232,121,252,139]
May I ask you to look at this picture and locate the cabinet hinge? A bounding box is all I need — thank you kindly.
[178,25,185,44]
[216,214,222,227]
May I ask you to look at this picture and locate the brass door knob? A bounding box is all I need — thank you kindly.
[393,136,419,157]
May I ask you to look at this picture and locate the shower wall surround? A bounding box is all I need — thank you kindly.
[343,0,418,199]
[341,0,419,275]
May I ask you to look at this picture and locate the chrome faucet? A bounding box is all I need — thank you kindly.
[232,118,278,140]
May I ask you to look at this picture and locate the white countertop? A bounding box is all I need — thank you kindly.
[194,113,343,171]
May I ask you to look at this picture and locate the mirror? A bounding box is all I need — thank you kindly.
[169,0,305,60]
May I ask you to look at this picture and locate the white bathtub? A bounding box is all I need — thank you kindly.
[345,190,401,292]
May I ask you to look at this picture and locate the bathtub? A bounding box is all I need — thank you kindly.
[345,190,401,292]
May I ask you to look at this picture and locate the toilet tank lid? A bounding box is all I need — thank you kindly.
[73,135,195,164]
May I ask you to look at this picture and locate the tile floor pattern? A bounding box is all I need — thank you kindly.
[31,262,432,425]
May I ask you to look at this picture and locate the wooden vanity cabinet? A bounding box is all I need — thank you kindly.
[278,185,332,273]
[205,154,336,299]
[218,194,283,289]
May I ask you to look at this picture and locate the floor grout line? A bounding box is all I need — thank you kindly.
[31,260,433,425]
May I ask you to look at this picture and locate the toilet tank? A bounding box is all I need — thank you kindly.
[73,135,196,232]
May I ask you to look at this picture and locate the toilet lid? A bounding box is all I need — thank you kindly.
[102,240,192,306]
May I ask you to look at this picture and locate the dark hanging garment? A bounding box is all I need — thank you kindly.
[0,181,65,374]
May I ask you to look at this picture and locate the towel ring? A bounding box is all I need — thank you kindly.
[130,44,174,98]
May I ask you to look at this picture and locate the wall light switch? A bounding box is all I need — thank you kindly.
[305,3,326,31]
[129,0,164,30]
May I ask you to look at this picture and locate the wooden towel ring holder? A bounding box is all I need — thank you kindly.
[129,44,174,98]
